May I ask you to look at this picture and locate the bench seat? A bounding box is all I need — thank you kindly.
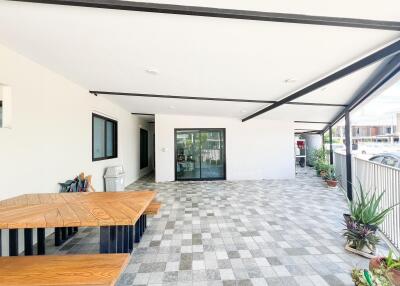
[0,254,129,285]
[144,200,161,215]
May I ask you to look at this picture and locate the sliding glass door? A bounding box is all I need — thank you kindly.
[175,129,225,180]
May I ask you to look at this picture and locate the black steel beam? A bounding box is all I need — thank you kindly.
[131,112,155,116]
[9,0,400,31]
[294,121,330,124]
[323,53,400,133]
[242,39,400,122]
[92,90,346,107]
[344,111,353,200]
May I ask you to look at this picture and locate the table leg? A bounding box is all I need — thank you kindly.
[67,227,74,237]
[117,226,124,253]
[100,226,110,253]
[100,226,117,253]
[144,215,147,229]
[109,226,117,253]
[37,228,46,255]
[61,227,68,241]
[55,227,62,246]
[73,227,78,233]
[140,215,144,237]
[9,229,18,256]
[135,219,141,243]
[24,228,33,256]
[123,226,129,253]
[128,225,134,252]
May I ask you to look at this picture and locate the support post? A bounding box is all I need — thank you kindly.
[37,228,46,255]
[0,230,2,256]
[345,111,353,200]
[329,126,333,165]
[24,228,33,256]
[9,229,19,256]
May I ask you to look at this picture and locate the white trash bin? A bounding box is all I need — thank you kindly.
[104,166,125,192]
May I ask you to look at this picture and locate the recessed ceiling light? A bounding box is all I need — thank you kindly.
[145,68,159,75]
[284,78,297,83]
[169,105,175,109]
[240,110,247,113]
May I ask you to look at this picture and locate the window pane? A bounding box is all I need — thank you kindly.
[93,117,105,159]
[106,121,115,157]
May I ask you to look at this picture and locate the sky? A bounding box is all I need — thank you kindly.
[339,79,400,126]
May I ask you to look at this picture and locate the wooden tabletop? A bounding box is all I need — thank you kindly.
[0,254,129,285]
[0,191,156,229]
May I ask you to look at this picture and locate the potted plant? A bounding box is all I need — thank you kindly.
[343,181,396,258]
[352,268,391,286]
[369,251,400,286]
[325,166,338,187]
[318,162,331,178]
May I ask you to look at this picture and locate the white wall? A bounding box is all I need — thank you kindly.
[155,114,295,182]
[0,43,152,254]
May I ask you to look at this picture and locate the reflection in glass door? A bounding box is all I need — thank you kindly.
[175,129,225,180]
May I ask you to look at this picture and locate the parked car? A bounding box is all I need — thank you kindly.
[369,152,400,169]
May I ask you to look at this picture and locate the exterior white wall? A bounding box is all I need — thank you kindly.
[0,43,153,254]
[155,114,295,182]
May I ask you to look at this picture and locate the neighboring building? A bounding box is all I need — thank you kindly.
[333,113,400,144]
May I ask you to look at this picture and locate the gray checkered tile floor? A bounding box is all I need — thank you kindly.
[49,167,381,285]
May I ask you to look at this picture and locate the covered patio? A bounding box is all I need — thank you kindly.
[40,169,372,286]
[0,1,399,285]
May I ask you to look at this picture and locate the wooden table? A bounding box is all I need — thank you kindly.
[0,191,156,256]
[0,254,129,285]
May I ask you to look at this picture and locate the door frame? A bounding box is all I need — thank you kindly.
[174,128,226,181]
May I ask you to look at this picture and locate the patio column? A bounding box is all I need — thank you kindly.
[344,111,353,200]
[329,126,333,165]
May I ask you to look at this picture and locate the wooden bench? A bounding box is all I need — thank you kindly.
[144,200,161,215]
[0,254,129,286]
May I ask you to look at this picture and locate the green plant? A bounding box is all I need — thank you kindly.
[351,268,391,286]
[386,251,400,271]
[309,148,327,167]
[344,217,379,251]
[325,166,337,181]
[318,162,331,173]
[345,180,397,226]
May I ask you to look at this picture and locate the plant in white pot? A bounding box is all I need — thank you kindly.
[343,181,397,258]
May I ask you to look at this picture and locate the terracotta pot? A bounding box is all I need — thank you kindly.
[326,179,337,187]
[369,257,400,286]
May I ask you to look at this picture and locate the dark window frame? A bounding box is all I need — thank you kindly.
[174,128,226,181]
[92,113,118,161]
[140,128,149,169]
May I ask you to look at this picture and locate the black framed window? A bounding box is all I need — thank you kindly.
[140,128,148,169]
[92,113,118,161]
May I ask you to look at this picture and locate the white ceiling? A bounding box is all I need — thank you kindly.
[0,1,399,132]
